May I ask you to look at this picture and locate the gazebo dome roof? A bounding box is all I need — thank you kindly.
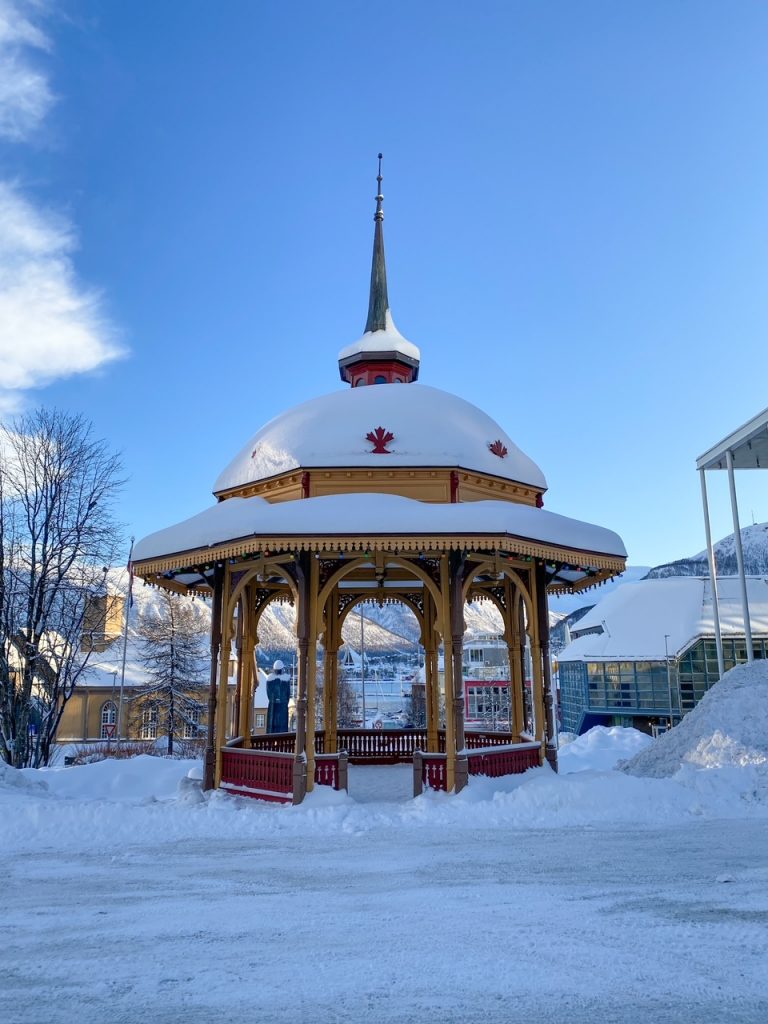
[213,382,547,496]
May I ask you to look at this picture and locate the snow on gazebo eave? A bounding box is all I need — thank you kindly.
[130,492,627,587]
[212,384,548,497]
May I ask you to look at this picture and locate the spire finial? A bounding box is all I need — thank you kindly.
[374,152,384,222]
[365,152,389,333]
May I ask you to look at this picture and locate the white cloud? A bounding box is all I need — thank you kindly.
[0,183,125,400]
[0,2,125,411]
[0,0,53,141]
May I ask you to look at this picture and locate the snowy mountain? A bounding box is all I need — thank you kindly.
[646,522,768,579]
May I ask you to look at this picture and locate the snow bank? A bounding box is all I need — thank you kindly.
[0,760,48,793]
[20,754,200,802]
[622,659,768,778]
[558,725,653,773]
[5,686,768,858]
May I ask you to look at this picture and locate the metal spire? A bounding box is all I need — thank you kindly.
[364,153,389,333]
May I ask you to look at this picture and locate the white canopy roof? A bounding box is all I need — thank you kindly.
[133,492,626,566]
[214,383,547,495]
[696,405,768,471]
[559,576,768,663]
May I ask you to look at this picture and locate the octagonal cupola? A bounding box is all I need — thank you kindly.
[338,155,421,386]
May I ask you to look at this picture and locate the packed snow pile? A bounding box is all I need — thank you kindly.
[558,725,653,774]
[622,659,768,778]
[0,760,48,793]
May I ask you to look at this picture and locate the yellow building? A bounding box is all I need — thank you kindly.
[56,591,269,748]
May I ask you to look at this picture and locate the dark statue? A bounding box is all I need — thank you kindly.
[266,660,290,733]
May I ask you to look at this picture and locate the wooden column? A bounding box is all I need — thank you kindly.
[232,595,244,738]
[448,551,468,793]
[423,590,440,753]
[503,579,524,739]
[305,556,319,791]
[204,564,224,791]
[292,552,318,803]
[214,566,234,787]
[440,553,468,793]
[529,563,546,765]
[535,562,559,771]
[323,587,340,754]
[518,593,530,734]
[439,556,455,791]
[238,585,256,741]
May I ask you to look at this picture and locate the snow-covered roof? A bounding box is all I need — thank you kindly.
[559,576,768,663]
[337,310,421,364]
[213,383,547,495]
[696,405,768,471]
[132,491,626,566]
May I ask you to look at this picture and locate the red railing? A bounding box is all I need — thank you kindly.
[314,752,348,791]
[245,728,528,771]
[415,753,448,793]
[464,730,514,749]
[467,742,541,778]
[414,741,541,795]
[337,728,430,764]
[248,731,326,754]
[220,747,294,803]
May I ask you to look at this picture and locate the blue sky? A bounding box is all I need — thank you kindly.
[1,0,767,567]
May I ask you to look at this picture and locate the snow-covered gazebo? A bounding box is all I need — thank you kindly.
[132,160,626,803]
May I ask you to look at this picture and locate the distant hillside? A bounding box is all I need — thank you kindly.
[646,522,768,579]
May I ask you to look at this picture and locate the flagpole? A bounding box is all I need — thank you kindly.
[117,536,135,741]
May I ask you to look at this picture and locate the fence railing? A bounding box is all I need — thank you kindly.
[315,752,348,791]
[220,746,349,804]
[220,747,294,803]
[247,728,524,764]
[467,742,541,778]
[464,729,515,749]
[413,741,541,795]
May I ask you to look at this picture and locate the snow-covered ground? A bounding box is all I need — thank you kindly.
[4,664,768,1023]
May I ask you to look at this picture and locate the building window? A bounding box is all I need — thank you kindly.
[374,375,387,384]
[254,713,266,729]
[354,378,365,387]
[141,708,158,740]
[468,649,484,663]
[183,709,200,739]
[100,701,117,739]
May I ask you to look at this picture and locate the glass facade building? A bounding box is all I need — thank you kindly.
[559,635,768,735]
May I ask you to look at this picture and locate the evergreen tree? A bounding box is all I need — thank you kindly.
[136,589,208,755]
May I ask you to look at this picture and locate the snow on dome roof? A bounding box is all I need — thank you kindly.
[213,382,547,495]
[337,310,421,364]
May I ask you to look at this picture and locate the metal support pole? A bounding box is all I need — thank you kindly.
[664,634,674,725]
[725,449,754,662]
[699,469,725,678]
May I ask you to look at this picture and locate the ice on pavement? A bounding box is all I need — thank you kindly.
[4,715,768,1024]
